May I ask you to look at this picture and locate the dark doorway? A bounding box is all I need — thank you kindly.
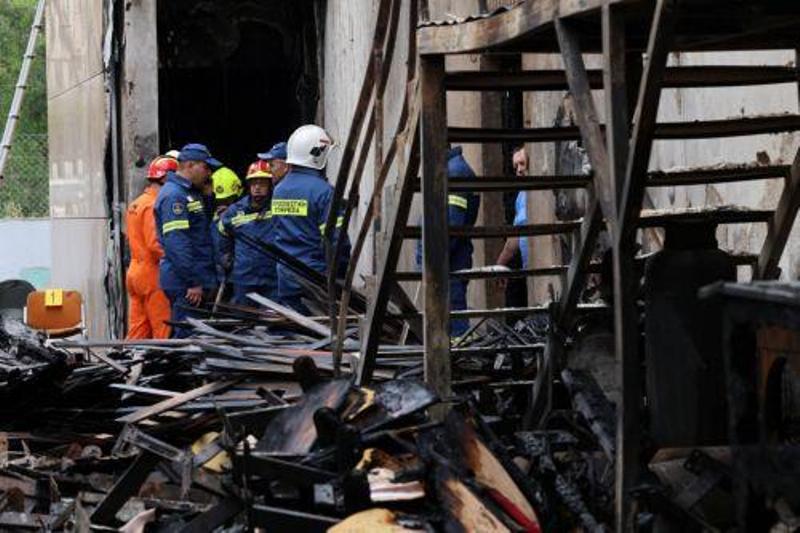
[157,0,321,176]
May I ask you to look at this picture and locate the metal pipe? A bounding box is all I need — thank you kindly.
[0,0,45,183]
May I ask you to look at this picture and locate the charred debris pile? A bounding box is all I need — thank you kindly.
[0,295,624,532]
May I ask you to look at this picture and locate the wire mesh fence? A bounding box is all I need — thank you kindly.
[0,133,48,218]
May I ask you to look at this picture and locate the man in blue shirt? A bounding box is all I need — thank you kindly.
[271,125,350,314]
[218,160,278,304]
[154,143,222,337]
[495,146,530,270]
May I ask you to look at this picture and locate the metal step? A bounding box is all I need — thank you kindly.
[394,265,570,282]
[403,221,582,240]
[638,206,774,227]
[393,302,609,320]
[394,252,758,281]
[405,206,772,239]
[648,164,790,187]
[445,66,797,92]
[410,165,787,195]
[449,114,800,143]
[413,175,592,192]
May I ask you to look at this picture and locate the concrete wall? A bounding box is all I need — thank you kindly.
[121,0,160,203]
[0,219,52,287]
[46,0,110,337]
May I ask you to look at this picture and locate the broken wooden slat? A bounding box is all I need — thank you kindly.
[757,147,800,279]
[90,451,161,526]
[448,114,800,143]
[613,2,678,530]
[116,380,239,424]
[444,66,799,91]
[246,294,331,338]
[249,504,339,531]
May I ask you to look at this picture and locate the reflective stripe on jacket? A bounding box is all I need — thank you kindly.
[218,194,277,290]
[270,166,350,299]
[415,146,480,271]
[154,172,217,291]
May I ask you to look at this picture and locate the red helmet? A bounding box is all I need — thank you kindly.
[147,156,178,180]
[245,160,273,180]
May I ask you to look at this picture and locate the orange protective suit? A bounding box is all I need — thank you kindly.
[125,185,171,339]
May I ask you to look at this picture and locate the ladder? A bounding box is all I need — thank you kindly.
[0,0,45,183]
[354,0,800,529]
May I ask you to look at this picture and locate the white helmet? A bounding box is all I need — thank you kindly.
[286,125,335,170]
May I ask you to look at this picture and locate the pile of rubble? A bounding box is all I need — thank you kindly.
[0,300,617,531]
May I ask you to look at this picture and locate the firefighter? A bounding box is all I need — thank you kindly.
[125,156,176,339]
[415,146,480,337]
[218,160,278,305]
[271,125,350,314]
[258,141,289,184]
[209,166,243,284]
[154,143,222,338]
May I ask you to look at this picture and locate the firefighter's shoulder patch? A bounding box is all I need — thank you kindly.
[172,202,185,215]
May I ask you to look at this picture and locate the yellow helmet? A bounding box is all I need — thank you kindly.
[211,167,242,200]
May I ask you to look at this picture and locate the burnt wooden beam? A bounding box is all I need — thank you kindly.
[327,0,402,374]
[555,18,614,219]
[413,175,593,198]
[648,164,790,187]
[335,16,424,371]
[603,4,630,208]
[612,1,677,531]
[404,207,770,240]
[115,380,239,424]
[757,147,800,279]
[417,0,625,55]
[558,200,604,324]
[394,252,759,281]
[554,16,615,327]
[395,265,573,281]
[617,0,677,247]
[90,452,161,525]
[448,114,800,143]
[403,221,581,239]
[479,54,510,310]
[755,47,800,279]
[419,54,452,414]
[440,175,591,191]
[390,302,609,320]
[638,208,773,227]
[444,65,798,91]
[413,165,788,193]
[250,505,338,531]
[357,122,421,386]
[605,7,637,533]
